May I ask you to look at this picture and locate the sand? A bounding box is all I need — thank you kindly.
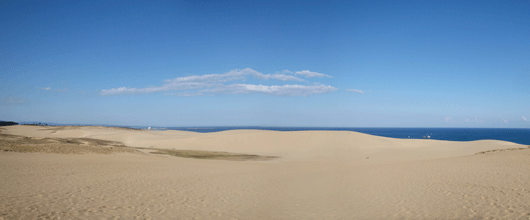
[1,125,529,219]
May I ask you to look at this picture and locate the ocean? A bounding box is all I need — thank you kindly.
[146,127,530,145]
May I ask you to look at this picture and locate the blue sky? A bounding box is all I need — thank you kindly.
[1,0,529,127]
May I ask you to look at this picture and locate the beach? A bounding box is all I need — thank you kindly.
[1,125,529,219]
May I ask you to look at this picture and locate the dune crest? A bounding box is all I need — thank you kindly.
[3,125,523,162]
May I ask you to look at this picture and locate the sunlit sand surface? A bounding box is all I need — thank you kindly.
[1,125,529,219]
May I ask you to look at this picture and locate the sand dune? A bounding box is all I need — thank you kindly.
[3,125,522,161]
[1,125,529,219]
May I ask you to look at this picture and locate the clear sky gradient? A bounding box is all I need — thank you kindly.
[1,0,529,127]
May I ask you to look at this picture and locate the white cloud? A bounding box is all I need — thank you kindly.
[502,119,508,123]
[295,70,332,78]
[279,70,293,74]
[465,118,470,123]
[100,68,306,95]
[200,84,337,96]
[261,74,303,81]
[474,116,482,123]
[164,92,203,97]
[100,68,336,97]
[523,116,528,121]
[445,117,453,123]
[39,87,69,92]
[240,68,304,81]
[346,89,364,94]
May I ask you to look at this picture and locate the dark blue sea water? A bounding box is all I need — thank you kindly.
[136,127,530,146]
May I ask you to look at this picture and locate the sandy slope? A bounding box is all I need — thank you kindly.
[1,125,529,219]
[3,125,522,161]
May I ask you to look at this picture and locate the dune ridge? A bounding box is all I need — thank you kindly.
[3,125,523,162]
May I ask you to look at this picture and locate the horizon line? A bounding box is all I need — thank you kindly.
[6,121,530,130]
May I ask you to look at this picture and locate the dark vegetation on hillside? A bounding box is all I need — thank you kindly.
[0,121,18,126]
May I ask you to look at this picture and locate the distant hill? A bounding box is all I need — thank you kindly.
[0,121,18,126]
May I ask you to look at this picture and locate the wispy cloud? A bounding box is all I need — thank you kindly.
[523,116,528,121]
[445,117,453,123]
[502,119,509,123]
[465,116,483,123]
[279,70,293,74]
[295,70,332,78]
[100,68,336,96]
[200,84,337,96]
[346,89,364,94]
[0,96,26,106]
[164,92,203,97]
[39,87,69,92]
